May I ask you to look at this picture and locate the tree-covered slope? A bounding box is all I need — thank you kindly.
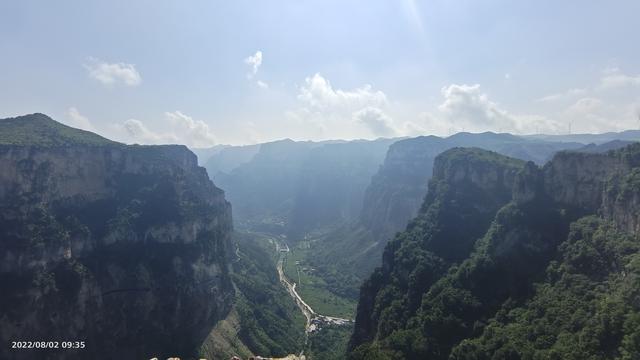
[349,144,640,360]
[451,216,640,359]
[0,113,116,146]
[201,232,306,359]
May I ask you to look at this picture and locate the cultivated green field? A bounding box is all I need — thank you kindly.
[283,242,356,319]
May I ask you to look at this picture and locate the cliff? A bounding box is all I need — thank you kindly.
[349,144,640,359]
[0,114,234,359]
[308,133,582,298]
[360,132,582,245]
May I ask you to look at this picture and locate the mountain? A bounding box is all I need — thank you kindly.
[0,112,115,146]
[190,144,231,165]
[0,114,234,359]
[307,133,583,299]
[348,144,640,359]
[524,129,640,144]
[208,137,397,237]
[576,139,638,153]
[201,143,261,173]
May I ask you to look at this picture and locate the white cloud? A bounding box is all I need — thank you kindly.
[120,111,215,148]
[567,97,604,114]
[65,107,95,131]
[256,80,269,89]
[244,50,263,78]
[84,58,142,86]
[165,111,216,148]
[562,97,618,133]
[420,83,564,135]
[297,73,387,111]
[353,107,397,137]
[286,73,393,139]
[438,84,513,129]
[122,119,176,144]
[600,67,640,88]
[536,88,587,102]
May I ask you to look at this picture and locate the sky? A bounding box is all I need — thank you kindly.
[1,0,639,146]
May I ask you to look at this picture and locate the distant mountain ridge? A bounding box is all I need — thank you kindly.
[524,129,640,144]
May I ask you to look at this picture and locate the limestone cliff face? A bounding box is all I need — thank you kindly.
[541,144,640,232]
[0,114,234,359]
[542,150,628,212]
[359,136,447,242]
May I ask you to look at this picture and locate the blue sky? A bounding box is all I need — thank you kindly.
[1,0,639,145]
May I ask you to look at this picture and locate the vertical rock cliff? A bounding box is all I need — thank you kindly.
[309,133,582,296]
[0,114,234,359]
[349,143,640,359]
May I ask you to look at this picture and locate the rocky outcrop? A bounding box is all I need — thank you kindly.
[542,144,640,232]
[543,150,628,212]
[0,114,234,359]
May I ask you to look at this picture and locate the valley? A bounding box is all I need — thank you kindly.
[197,128,640,359]
[5,3,640,359]
[2,113,640,359]
[280,240,357,320]
[251,231,355,359]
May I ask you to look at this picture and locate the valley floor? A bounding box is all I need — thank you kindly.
[244,231,356,360]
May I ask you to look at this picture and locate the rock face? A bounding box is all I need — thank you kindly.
[360,133,583,244]
[0,114,234,359]
[359,136,448,244]
[349,144,640,359]
[542,145,640,230]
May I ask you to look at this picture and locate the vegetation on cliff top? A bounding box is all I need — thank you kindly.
[0,113,116,146]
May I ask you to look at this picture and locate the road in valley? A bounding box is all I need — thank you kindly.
[274,239,352,333]
[252,234,353,360]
